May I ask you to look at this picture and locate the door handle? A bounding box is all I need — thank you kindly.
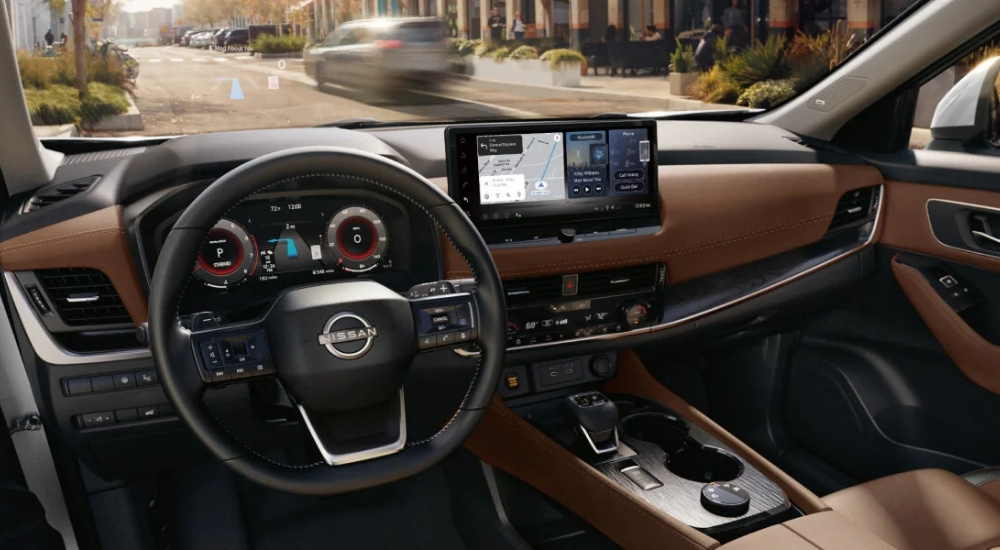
[972,230,1000,247]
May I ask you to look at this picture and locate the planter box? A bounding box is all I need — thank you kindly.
[669,72,698,96]
[84,93,144,132]
[469,57,581,88]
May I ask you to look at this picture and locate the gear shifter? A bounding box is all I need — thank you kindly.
[564,391,619,455]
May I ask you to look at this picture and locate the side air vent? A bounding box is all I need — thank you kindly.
[22,176,100,213]
[578,265,657,295]
[35,268,131,326]
[828,186,880,232]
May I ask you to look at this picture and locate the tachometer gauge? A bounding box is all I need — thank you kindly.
[325,206,388,273]
[193,219,257,288]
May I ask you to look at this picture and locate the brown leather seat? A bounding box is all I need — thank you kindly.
[822,469,1000,550]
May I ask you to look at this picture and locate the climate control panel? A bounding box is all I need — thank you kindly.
[504,265,664,348]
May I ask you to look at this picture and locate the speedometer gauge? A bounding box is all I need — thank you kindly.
[193,219,257,288]
[325,206,388,273]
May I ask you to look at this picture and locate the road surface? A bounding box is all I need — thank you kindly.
[105,46,678,136]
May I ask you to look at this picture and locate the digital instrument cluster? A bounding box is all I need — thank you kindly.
[191,196,393,290]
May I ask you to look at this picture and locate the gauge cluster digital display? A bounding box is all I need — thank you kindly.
[189,196,394,292]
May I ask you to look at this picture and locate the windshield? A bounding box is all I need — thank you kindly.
[14,0,923,137]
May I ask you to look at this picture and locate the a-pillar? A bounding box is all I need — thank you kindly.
[569,0,587,48]
[847,0,880,38]
[768,0,797,37]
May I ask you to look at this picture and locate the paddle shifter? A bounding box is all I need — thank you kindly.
[564,391,620,455]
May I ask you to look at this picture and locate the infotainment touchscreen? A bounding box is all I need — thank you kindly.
[446,120,659,235]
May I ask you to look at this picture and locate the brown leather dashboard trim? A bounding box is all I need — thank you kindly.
[892,256,1000,396]
[0,206,148,324]
[604,350,830,515]
[880,180,1000,273]
[441,164,883,282]
[465,396,720,550]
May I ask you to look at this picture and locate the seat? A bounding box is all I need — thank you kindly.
[822,469,1000,550]
[963,466,1000,508]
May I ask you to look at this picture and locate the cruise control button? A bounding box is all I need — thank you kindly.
[113,372,136,389]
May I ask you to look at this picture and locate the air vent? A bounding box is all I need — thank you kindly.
[503,264,659,305]
[828,186,879,232]
[578,265,658,295]
[35,268,131,326]
[504,276,562,303]
[23,176,100,213]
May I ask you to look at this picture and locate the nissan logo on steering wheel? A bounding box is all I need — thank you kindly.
[317,313,378,360]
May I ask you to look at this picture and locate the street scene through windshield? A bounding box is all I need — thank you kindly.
[10,0,922,137]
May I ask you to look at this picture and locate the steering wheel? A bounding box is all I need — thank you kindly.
[148,147,506,495]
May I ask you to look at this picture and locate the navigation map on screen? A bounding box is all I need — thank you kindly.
[476,132,566,205]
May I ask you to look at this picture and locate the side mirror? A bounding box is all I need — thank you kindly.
[928,56,1000,151]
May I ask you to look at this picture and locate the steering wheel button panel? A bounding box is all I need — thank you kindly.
[192,329,274,385]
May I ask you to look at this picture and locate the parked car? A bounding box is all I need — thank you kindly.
[304,17,449,97]
[188,31,214,49]
[172,25,194,45]
[222,28,249,53]
[179,29,198,46]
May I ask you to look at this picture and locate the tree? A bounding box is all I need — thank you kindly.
[42,0,87,94]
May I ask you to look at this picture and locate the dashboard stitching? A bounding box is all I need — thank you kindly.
[492,402,708,550]
[0,228,125,254]
[176,171,484,466]
[445,213,829,278]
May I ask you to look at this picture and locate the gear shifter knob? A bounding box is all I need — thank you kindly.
[564,391,619,455]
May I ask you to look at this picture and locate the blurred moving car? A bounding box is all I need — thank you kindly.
[304,17,449,97]
[223,28,250,52]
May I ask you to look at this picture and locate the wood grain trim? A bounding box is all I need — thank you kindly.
[0,206,148,324]
[880,180,1000,273]
[892,257,1000,396]
[464,396,721,550]
[442,164,883,282]
[603,350,830,515]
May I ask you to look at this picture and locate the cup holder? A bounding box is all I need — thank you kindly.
[666,444,743,483]
[619,413,689,454]
[620,412,743,483]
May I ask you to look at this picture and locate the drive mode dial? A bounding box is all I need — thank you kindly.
[194,219,257,288]
[326,206,388,273]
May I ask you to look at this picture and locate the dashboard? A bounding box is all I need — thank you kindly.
[135,181,441,320]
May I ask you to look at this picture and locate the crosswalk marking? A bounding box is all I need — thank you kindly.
[170,58,184,62]
[194,58,206,62]
[149,59,161,62]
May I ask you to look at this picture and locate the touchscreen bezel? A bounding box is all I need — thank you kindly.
[445,120,660,236]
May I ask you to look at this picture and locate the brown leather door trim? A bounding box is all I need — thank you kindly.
[604,350,830,515]
[465,396,720,550]
[881,181,1000,274]
[443,164,884,283]
[0,206,148,324]
[891,256,1000,396]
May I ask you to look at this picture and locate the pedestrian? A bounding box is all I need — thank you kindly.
[44,29,54,46]
[602,24,617,43]
[722,0,748,48]
[60,32,67,46]
[695,23,725,72]
[488,7,505,43]
[643,25,662,41]
[510,10,525,41]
